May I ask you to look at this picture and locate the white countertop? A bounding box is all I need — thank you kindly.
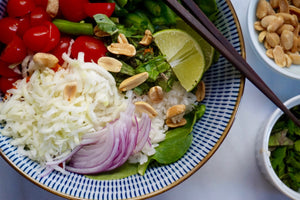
[0,0,299,199]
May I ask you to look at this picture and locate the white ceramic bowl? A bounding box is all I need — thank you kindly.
[256,95,300,199]
[247,0,300,79]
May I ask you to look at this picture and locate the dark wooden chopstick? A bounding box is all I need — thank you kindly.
[163,0,300,127]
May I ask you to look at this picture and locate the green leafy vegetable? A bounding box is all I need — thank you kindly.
[116,0,128,7]
[86,162,138,180]
[52,19,94,36]
[138,104,206,175]
[269,105,300,191]
[135,55,170,82]
[123,11,154,33]
[107,0,129,16]
[94,14,119,35]
[268,129,294,147]
[194,0,219,22]
[270,147,286,177]
[144,0,161,17]
[87,104,206,180]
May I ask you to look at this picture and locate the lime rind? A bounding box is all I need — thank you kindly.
[175,18,215,72]
[153,29,205,91]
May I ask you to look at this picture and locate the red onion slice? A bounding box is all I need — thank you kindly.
[62,103,151,174]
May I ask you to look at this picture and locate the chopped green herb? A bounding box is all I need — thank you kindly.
[94,14,119,35]
[269,105,300,191]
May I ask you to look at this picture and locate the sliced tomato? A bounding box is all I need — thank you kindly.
[0,36,27,64]
[6,0,36,17]
[0,17,19,44]
[30,6,51,27]
[41,21,60,52]
[0,76,21,94]
[71,36,107,62]
[23,21,60,52]
[84,3,115,18]
[23,25,49,52]
[0,60,20,77]
[50,36,72,65]
[33,0,48,9]
[17,14,31,37]
[59,0,89,22]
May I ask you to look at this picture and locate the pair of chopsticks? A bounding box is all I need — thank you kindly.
[163,0,300,127]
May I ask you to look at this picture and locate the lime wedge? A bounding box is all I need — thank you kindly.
[153,29,205,91]
[176,18,215,72]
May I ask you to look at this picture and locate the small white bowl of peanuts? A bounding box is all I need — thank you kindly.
[247,0,300,79]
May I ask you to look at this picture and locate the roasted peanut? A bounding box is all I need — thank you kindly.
[288,53,300,64]
[290,35,299,53]
[134,101,158,118]
[166,118,187,128]
[281,30,294,50]
[139,29,153,46]
[261,15,284,32]
[166,104,187,128]
[266,32,280,47]
[119,72,149,91]
[97,57,122,72]
[117,33,129,44]
[256,0,274,19]
[266,49,274,58]
[148,86,164,103]
[107,43,136,57]
[64,82,77,101]
[279,0,290,13]
[285,54,293,67]
[276,13,298,26]
[195,81,205,102]
[166,105,186,121]
[293,0,300,7]
[94,26,110,37]
[255,21,265,31]
[289,5,300,18]
[296,37,300,51]
[277,24,295,34]
[270,0,280,8]
[273,45,287,67]
[33,53,59,69]
[264,40,272,49]
[258,30,267,42]
[46,0,59,18]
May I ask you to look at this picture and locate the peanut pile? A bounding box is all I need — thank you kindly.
[255,0,300,67]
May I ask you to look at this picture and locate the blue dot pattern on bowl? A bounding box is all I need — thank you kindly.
[0,0,244,199]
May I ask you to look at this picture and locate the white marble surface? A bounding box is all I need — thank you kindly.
[1,0,299,199]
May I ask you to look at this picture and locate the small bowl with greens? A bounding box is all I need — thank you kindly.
[257,95,300,199]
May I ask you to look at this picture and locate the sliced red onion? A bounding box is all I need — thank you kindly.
[63,103,151,174]
[134,113,152,153]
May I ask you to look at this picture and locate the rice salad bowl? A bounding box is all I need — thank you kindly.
[0,0,245,199]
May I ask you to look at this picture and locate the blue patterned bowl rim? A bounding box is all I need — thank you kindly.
[0,0,245,199]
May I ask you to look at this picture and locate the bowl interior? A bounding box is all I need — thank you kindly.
[0,0,245,199]
[261,95,300,199]
[247,0,300,80]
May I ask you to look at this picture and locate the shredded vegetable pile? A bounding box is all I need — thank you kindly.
[0,53,128,163]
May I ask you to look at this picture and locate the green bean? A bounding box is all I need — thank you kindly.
[120,61,136,76]
[151,16,168,26]
[116,0,128,7]
[159,1,177,25]
[52,19,94,36]
[144,0,161,17]
[124,11,154,33]
[107,0,128,16]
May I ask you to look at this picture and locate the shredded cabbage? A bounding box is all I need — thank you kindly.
[0,53,127,163]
